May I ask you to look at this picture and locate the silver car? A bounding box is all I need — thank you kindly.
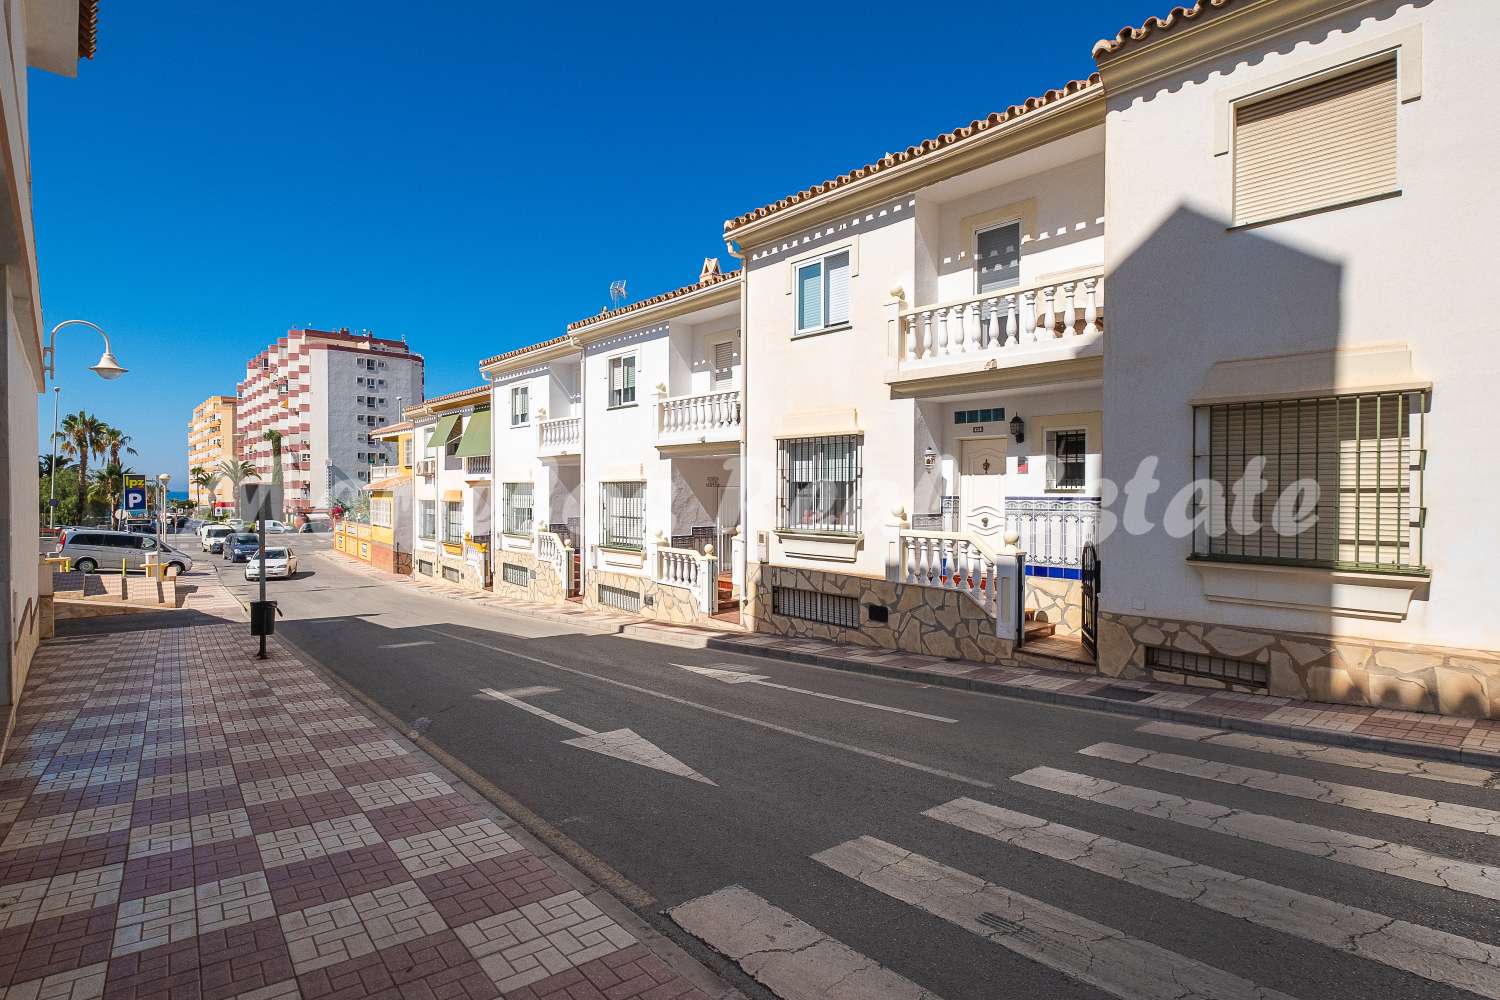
[57,529,194,574]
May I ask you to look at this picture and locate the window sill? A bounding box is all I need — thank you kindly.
[1187,557,1429,622]
[792,322,853,342]
[1228,189,1401,231]
[606,403,638,411]
[775,529,863,564]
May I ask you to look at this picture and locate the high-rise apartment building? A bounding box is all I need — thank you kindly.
[236,328,424,513]
[186,395,238,509]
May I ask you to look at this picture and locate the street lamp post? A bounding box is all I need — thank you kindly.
[44,320,127,530]
[157,473,170,541]
[48,386,60,529]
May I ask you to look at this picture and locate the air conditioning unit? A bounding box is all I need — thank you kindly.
[416,458,435,477]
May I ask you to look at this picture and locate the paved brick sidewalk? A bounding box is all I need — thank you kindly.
[0,624,724,1000]
[712,632,1500,766]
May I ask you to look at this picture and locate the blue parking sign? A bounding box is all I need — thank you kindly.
[124,486,147,512]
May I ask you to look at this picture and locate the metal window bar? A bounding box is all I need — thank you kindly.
[1191,392,1424,573]
[442,503,463,544]
[1146,646,1267,689]
[601,482,645,550]
[772,586,860,628]
[419,502,436,540]
[777,435,863,535]
[503,484,534,536]
[501,563,529,587]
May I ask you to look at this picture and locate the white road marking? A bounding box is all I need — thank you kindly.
[672,663,958,723]
[1136,721,1500,789]
[492,686,562,699]
[428,628,993,789]
[1013,766,1500,902]
[927,797,1500,998]
[379,640,435,649]
[477,687,715,785]
[669,885,943,1000]
[1081,742,1500,837]
[815,836,1300,1000]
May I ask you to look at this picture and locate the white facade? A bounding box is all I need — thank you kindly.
[486,351,582,553]
[1099,0,1499,653]
[408,388,492,587]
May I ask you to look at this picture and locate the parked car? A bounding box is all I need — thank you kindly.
[222,532,261,563]
[201,524,233,553]
[254,520,292,534]
[56,530,193,575]
[124,521,158,535]
[244,547,298,580]
[227,518,246,531]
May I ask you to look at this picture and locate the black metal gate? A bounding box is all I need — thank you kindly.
[1081,542,1100,659]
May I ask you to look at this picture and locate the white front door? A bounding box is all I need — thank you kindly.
[960,439,1006,540]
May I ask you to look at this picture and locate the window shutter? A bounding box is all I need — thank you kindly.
[824,252,850,325]
[797,262,823,330]
[610,359,622,392]
[975,223,1021,293]
[1044,430,1059,487]
[623,356,636,391]
[1234,57,1398,226]
[712,341,736,388]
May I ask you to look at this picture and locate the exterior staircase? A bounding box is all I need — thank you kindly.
[1023,608,1055,643]
[715,572,736,614]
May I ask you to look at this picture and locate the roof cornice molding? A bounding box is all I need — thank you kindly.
[479,337,581,375]
[724,87,1104,250]
[569,277,741,345]
[1093,0,1379,94]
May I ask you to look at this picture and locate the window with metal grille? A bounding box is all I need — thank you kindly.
[442,564,461,583]
[1046,429,1087,492]
[418,501,436,540]
[609,355,637,408]
[1146,646,1267,689]
[772,587,860,628]
[501,563,529,587]
[511,387,529,426]
[503,483,534,536]
[442,502,463,544]
[600,482,645,550]
[598,584,641,613]
[1191,391,1426,572]
[370,498,393,528]
[778,435,862,535]
[416,559,433,576]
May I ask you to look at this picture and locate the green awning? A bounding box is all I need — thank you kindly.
[454,409,492,459]
[426,414,460,451]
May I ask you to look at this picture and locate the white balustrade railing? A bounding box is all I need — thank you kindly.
[538,416,581,453]
[892,272,1102,368]
[1004,497,1100,569]
[370,465,400,480]
[536,530,572,585]
[653,544,718,613]
[657,389,741,440]
[898,530,1024,640]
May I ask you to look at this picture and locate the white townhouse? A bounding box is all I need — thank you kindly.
[479,336,585,604]
[728,74,1109,666]
[406,385,493,588]
[1094,0,1500,716]
[567,261,744,625]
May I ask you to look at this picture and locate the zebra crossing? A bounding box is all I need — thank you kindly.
[673,722,1500,1000]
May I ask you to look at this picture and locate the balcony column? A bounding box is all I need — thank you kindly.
[885,288,908,362]
[886,506,909,583]
[1023,290,1039,344]
[1083,277,1099,336]
[1061,282,1077,337]
[654,383,670,437]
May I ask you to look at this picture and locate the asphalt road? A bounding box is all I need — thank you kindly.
[196,542,1500,1000]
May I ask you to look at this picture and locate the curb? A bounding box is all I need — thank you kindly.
[705,636,1500,771]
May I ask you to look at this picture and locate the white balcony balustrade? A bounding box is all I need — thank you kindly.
[653,543,718,614]
[889,271,1103,378]
[369,465,400,480]
[656,389,740,447]
[897,530,1025,640]
[538,416,581,457]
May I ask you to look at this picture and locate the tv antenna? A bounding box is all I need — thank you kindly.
[609,280,628,309]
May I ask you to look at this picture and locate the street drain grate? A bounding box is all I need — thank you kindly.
[1090,685,1156,703]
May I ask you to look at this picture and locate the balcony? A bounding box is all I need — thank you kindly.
[655,389,740,452]
[538,416,581,458]
[370,465,401,481]
[464,455,492,476]
[886,270,1104,394]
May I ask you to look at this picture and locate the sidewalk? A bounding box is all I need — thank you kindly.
[0,578,730,999]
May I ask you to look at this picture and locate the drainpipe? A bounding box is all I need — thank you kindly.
[726,239,749,627]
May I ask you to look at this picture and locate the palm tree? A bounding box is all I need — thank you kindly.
[56,412,107,522]
[263,429,284,519]
[216,459,259,514]
[92,463,131,525]
[101,427,137,470]
[38,455,70,477]
[190,465,215,509]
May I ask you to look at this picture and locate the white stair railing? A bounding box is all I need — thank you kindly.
[536,531,572,586]
[898,529,1025,640]
[653,543,718,614]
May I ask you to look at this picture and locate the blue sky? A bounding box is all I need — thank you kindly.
[32,0,1128,481]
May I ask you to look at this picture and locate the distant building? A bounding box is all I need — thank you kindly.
[235,328,424,514]
[187,395,238,510]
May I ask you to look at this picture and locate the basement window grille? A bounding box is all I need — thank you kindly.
[1192,391,1427,573]
[501,563,529,588]
[772,586,860,629]
[416,560,433,577]
[441,565,461,583]
[1145,646,1267,689]
[598,584,641,613]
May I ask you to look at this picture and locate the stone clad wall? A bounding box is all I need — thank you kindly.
[584,568,705,625]
[746,563,1017,663]
[1027,576,1081,637]
[1099,611,1500,719]
[491,545,568,605]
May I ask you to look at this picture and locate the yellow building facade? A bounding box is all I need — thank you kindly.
[187,395,239,509]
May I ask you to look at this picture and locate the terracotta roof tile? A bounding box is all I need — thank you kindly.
[79,0,98,60]
[565,268,740,333]
[418,383,489,409]
[722,74,1100,236]
[478,334,574,369]
[1092,0,1239,58]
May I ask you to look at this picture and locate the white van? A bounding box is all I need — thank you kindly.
[57,530,193,574]
[200,524,233,553]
